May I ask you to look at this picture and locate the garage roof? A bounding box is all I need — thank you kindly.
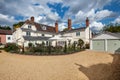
[92,32,120,40]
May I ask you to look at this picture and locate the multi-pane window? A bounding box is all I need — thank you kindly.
[26,32,31,36]
[28,25,31,29]
[76,32,80,36]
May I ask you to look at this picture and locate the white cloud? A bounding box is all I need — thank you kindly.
[64,0,112,17]
[0,0,116,31]
[95,10,114,20]
[113,16,120,24]
[74,9,115,24]
[90,21,105,31]
[58,23,67,31]
[74,9,95,23]
[0,14,16,26]
[47,12,60,21]
[35,16,43,23]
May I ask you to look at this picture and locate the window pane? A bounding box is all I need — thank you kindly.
[28,25,31,29]
[76,32,80,36]
[8,37,11,40]
[42,34,44,36]
[26,32,31,36]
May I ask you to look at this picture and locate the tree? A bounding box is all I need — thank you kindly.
[0,25,11,30]
[63,28,68,31]
[64,41,67,53]
[103,24,120,33]
[13,22,24,30]
[77,39,84,49]
[28,43,33,48]
[48,41,51,54]
[72,41,76,51]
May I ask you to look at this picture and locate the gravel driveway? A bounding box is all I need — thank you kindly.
[0,50,113,80]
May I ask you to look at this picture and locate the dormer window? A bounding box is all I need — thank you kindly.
[42,26,46,30]
[28,25,31,29]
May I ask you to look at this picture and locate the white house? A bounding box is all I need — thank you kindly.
[6,35,13,43]
[13,17,92,47]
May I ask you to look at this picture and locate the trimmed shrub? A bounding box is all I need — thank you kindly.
[63,41,67,53]
[85,43,90,49]
[28,43,33,48]
[4,43,19,52]
[72,41,76,51]
[77,39,84,49]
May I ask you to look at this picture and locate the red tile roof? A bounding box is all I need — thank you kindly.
[25,20,56,33]
[0,29,12,35]
[24,19,86,34]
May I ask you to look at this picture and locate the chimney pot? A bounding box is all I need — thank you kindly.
[31,16,34,22]
[55,21,58,33]
[86,17,89,27]
[68,19,72,30]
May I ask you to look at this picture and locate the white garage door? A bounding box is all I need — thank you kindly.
[92,40,105,51]
[107,39,120,53]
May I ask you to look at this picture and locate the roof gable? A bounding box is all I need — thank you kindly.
[34,23,56,33]
[60,27,86,34]
[24,18,89,35]
[25,20,56,33]
[92,32,120,39]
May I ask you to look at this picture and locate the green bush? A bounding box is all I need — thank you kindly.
[54,46,63,53]
[77,39,84,49]
[28,43,33,48]
[4,43,19,52]
[85,43,90,49]
[72,41,76,51]
[63,41,67,53]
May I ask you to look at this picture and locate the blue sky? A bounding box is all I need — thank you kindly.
[0,0,120,31]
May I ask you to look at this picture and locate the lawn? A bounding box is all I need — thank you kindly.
[0,50,118,80]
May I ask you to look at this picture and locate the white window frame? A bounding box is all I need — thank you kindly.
[26,32,31,36]
[28,25,31,29]
[8,37,11,40]
[76,32,80,36]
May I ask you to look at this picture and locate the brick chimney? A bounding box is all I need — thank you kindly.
[31,16,34,22]
[55,21,58,33]
[86,17,89,27]
[68,19,72,30]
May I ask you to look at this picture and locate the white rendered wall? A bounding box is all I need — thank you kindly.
[85,27,92,43]
[6,35,13,43]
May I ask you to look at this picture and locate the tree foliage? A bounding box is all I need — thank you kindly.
[13,22,24,30]
[0,25,11,30]
[63,28,68,31]
[77,39,84,49]
[64,41,67,53]
[103,24,120,33]
[4,43,19,52]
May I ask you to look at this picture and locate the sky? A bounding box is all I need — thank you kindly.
[0,0,120,31]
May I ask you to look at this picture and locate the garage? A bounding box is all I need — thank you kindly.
[90,32,120,53]
[92,40,105,51]
[107,39,120,52]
